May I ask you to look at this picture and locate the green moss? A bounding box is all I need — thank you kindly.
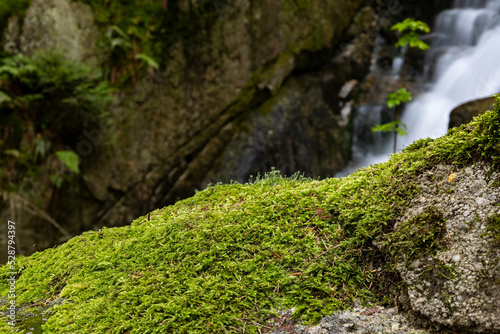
[486,213,500,244]
[0,99,499,332]
[379,207,448,266]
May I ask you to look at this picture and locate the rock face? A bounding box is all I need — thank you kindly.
[3,0,98,63]
[2,0,455,259]
[1,0,389,257]
[449,97,496,129]
[392,163,500,333]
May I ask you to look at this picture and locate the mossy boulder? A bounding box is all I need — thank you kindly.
[1,97,499,333]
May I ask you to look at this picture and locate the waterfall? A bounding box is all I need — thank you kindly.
[338,0,500,176]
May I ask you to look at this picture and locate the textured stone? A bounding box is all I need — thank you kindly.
[449,96,496,129]
[267,306,431,334]
[3,0,99,63]
[391,163,500,333]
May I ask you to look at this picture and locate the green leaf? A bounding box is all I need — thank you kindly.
[4,149,20,157]
[392,18,430,51]
[386,88,412,108]
[409,39,430,50]
[396,123,408,136]
[0,91,12,105]
[372,120,408,136]
[372,122,397,133]
[391,18,430,34]
[111,38,132,50]
[0,65,20,77]
[135,53,159,69]
[108,25,131,41]
[55,150,80,174]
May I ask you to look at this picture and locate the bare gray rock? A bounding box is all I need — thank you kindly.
[394,163,500,333]
[3,0,99,63]
[267,305,430,334]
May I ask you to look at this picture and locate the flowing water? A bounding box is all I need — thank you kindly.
[338,0,500,175]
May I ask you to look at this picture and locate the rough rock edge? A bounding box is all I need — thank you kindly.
[266,306,430,334]
[395,163,500,333]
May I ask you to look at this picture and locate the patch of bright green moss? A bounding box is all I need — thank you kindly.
[0,99,499,333]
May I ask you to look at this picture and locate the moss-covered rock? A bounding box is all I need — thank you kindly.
[390,163,500,333]
[1,97,499,333]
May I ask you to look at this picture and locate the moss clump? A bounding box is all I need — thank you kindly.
[0,100,499,333]
[378,207,448,266]
[486,213,500,244]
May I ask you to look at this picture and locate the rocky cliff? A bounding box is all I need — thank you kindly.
[0,0,455,260]
[1,0,388,258]
[1,95,498,333]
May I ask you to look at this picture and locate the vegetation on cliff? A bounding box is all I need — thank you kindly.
[0,0,30,55]
[0,52,114,237]
[1,96,499,332]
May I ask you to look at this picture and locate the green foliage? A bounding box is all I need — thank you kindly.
[134,53,159,69]
[0,101,499,332]
[386,88,412,108]
[0,51,113,194]
[78,0,219,86]
[394,32,430,50]
[391,18,431,50]
[372,121,408,136]
[372,18,431,152]
[0,52,113,132]
[391,18,431,34]
[55,151,80,174]
[378,207,447,265]
[0,0,31,52]
[72,0,166,85]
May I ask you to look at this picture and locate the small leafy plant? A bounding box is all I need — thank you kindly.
[372,18,431,153]
[0,51,114,231]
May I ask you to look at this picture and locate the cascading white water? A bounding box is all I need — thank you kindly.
[339,0,500,175]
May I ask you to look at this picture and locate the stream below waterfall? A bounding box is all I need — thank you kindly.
[338,0,500,176]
